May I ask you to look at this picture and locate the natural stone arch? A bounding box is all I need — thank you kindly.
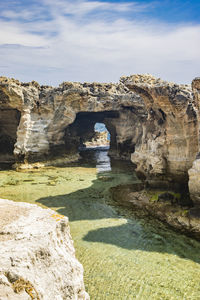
[63,111,119,157]
[60,109,141,160]
[1,75,200,201]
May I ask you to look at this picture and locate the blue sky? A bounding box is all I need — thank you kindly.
[0,0,199,85]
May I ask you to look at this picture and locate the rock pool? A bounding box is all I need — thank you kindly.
[0,148,200,299]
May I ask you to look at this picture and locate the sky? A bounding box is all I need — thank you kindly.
[0,0,200,85]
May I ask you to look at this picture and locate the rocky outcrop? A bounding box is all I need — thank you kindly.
[121,74,199,189]
[0,77,144,164]
[189,159,200,205]
[111,184,200,240]
[0,74,200,202]
[188,77,200,205]
[0,199,89,300]
[84,131,109,148]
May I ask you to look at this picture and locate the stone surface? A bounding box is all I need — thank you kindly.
[0,199,89,300]
[120,74,199,187]
[111,184,200,240]
[0,77,144,163]
[84,131,109,147]
[188,78,200,204]
[188,159,200,205]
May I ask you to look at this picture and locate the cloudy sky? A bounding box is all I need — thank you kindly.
[0,0,199,85]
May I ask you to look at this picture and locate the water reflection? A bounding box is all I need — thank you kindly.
[80,146,111,172]
[80,146,135,174]
[94,147,111,173]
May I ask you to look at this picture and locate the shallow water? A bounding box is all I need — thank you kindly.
[1,149,200,299]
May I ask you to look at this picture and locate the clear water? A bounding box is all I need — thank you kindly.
[0,149,200,299]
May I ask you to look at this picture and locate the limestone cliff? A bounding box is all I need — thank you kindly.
[188,77,200,205]
[0,77,143,163]
[120,74,199,189]
[0,198,89,300]
[0,74,199,203]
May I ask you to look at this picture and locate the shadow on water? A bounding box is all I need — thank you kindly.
[36,148,200,264]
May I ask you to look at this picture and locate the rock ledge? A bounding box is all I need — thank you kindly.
[0,199,89,300]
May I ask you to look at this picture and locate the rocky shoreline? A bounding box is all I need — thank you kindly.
[1,73,200,259]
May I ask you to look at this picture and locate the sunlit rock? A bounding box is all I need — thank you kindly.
[121,74,199,189]
[0,198,89,300]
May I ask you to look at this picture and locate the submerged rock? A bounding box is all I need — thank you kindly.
[111,184,200,240]
[158,192,175,203]
[0,199,89,300]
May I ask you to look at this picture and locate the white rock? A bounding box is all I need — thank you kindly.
[0,199,89,300]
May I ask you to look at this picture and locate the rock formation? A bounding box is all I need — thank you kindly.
[0,74,199,203]
[188,77,200,205]
[83,131,109,148]
[0,77,144,163]
[111,184,200,240]
[0,198,89,300]
[120,74,199,188]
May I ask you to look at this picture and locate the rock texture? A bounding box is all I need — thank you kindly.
[0,74,200,202]
[111,184,200,240]
[0,77,143,163]
[0,199,89,300]
[84,131,109,148]
[121,74,199,188]
[188,78,200,205]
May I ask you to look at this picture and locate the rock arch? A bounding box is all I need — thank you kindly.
[0,75,200,201]
[64,111,118,154]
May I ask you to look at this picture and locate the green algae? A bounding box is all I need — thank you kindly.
[149,191,182,203]
[0,161,200,299]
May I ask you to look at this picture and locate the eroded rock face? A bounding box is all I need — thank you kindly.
[0,77,144,163]
[121,74,199,189]
[189,159,200,205]
[0,199,89,300]
[84,131,109,148]
[111,184,200,240]
[188,78,200,205]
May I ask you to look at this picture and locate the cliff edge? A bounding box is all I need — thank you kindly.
[0,199,89,300]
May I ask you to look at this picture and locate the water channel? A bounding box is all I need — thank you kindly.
[0,148,200,299]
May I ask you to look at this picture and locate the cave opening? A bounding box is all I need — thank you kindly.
[64,111,119,156]
[0,109,21,164]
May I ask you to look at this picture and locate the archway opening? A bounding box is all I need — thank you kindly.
[0,109,21,164]
[64,111,119,156]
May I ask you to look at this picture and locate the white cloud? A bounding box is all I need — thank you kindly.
[42,0,148,16]
[0,20,48,46]
[0,0,199,85]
